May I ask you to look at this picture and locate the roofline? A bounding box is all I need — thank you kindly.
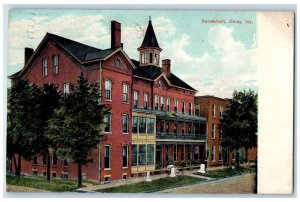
[137,47,162,51]
[82,48,137,69]
[195,95,230,101]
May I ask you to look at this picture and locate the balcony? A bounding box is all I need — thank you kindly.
[156,133,206,141]
[132,107,207,122]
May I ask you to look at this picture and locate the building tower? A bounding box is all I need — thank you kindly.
[138,17,162,67]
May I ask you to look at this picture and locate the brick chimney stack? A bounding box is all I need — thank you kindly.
[25,47,34,65]
[111,21,121,49]
[162,59,171,77]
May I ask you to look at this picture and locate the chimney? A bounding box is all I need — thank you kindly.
[162,59,171,77]
[111,21,121,49]
[25,47,34,65]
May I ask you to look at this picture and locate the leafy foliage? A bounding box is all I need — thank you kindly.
[47,73,108,187]
[221,89,257,165]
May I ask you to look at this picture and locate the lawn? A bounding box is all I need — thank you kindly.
[194,166,256,179]
[97,175,205,193]
[6,175,80,192]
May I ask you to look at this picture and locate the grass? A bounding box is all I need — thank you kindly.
[194,166,256,179]
[6,175,81,192]
[97,176,205,193]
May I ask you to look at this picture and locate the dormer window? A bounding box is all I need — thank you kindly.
[142,53,147,64]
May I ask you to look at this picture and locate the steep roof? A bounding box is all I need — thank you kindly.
[138,20,161,50]
[132,59,196,91]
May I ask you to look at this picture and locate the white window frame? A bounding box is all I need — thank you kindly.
[105,80,112,100]
[144,93,149,109]
[174,99,178,112]
[63,83,70,94]
[42,58,48,76]
[220,105,223,117]
[123,83,129,103]
[211,146,215,162]
[212,104,216,117]
[53,55,59,74]
[212,124,216,139]
[104,145,111,169]
[104,113,112,133]
[189,102,193,115]
[122,114,129,134]
[166,98,170,111]
[155,95,159,110]
[122,145,129,168]
[160,96,164,111]
[142,53,147,64]
[133,91,139,108]
[182,101,185,114]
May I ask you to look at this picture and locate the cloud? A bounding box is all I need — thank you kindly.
[161,25,258,98]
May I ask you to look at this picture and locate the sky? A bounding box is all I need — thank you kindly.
[7,9,258,98]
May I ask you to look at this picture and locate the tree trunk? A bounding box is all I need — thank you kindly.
[15,155,21,176]
[235,149,240,168]
[77,162,82,187]
[245,148,248,163]
[12,154,19,176]
[46,149,51,181]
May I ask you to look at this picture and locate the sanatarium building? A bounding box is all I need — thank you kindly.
[9,19,208,183]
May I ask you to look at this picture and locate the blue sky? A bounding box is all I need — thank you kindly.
[8,9,258,98]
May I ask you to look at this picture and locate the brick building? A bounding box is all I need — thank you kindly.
[9,19,207,183]
[195,96,257,166]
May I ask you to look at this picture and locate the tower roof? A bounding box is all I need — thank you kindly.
[139,19,161,50]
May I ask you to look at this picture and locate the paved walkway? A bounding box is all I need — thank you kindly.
[78,163,255,192]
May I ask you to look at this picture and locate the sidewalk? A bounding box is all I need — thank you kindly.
[77,163,255,192]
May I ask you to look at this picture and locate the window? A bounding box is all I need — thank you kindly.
[52,173,56,178]
[220,106,223,118]
[122,174,127,180]
[166,98,170,111]
[147,144,154,165]
[53,55,59,74]
[33,171,38,176]
[149,53,153,63]
[188,145,192,160]
[155,95,159,110]
[123,114,129,133]
[42,154,47,165]
[132,145,137,166]
[139,116,146,134]
[174,99,178,112]
[166,145,169,161]
[122,145,128,168]
[219,146,222,161]
[105,80,112,100]
[63,159,68,166]
[142,53,147,64]
[166,122,170,133]
[123,83,129,103]
[155,53,159,65]
[189,103,193,115]
[194,146,200,160]
[42,58,48,76]
[62,173,69,179]
[52,152,57,165]
[160,96,164,111]
[104,176,111,184]
[188,123,192,134]
[212,124,216,139]
[64,83,70,94]
[147,118,155,134]
[133,91,139,108]
[132,116,138,133]
[173,145,177,161]
[212,104,216,117]
[43,171,47,177]
[220,125,223,139]
[160,121,164,133]
[144,93,149,109]
[33,156,38,164]
[104,113,111,133]
[195,104,200,116]
[211,146,215,161]
[174,122,178,134]
[104,145,111,169]
[138,145,146,165]
[182,101,185,114]
[182,123,185,134]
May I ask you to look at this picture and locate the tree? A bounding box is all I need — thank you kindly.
[221,89,257,167]
[34,84,61,181]
[7,79,41,176]
[47,73,107,187]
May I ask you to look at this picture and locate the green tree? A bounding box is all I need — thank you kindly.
[7,79,41,176]
[34,84,61,181]
[47,73,107,187]
[221,89,257,167]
